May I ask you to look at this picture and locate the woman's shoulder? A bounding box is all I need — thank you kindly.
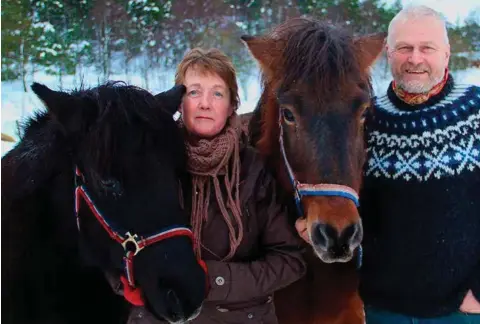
[239,141,278,202]
[240,141,267,178]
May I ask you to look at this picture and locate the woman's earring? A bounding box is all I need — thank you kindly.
[173,103,183,121]
[173,111,182,121]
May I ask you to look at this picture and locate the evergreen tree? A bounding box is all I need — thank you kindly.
[28,0,94,84]
[1,0,478,86]
[1,0,40,90]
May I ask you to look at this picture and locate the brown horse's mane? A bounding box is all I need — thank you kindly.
[255,17,370,157]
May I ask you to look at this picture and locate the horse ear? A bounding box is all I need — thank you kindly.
[155,85,186,116]
[31,83,71,109]
[354,32,387,72]
[241,35,281,81]
[31,82,80,133]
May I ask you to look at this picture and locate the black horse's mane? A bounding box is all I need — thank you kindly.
[5,81,186,199]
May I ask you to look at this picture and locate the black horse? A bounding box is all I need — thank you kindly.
[2,82,207,324]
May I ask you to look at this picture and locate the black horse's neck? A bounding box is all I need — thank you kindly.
[2,113,129,324]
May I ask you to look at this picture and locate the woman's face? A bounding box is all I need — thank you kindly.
[181,67,232,138]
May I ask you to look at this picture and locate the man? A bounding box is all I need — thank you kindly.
[296,5,480,323]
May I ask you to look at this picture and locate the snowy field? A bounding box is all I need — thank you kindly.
[2,61,479,156]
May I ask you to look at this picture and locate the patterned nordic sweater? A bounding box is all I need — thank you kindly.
[359,75,480,317]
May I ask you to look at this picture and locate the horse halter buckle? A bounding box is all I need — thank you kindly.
[121,232,144,256]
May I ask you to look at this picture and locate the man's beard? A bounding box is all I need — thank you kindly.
[393,64,444,94]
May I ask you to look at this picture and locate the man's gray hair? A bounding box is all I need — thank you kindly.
[387,5,450,47]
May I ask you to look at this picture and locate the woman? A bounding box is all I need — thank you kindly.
[128,48,306,323]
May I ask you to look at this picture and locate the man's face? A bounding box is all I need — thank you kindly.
[386,16,450,93]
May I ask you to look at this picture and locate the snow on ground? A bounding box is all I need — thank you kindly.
[1,61,479,156]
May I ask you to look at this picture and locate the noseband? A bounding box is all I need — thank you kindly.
[73,167,204,295]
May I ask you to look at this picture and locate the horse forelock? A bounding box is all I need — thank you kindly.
[75,82,184,185]
[257,18,372,158]
[278,19,362,97]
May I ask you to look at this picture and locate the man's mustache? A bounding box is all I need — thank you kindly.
[402,64,430,73]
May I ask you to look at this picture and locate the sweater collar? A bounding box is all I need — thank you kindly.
[387,72,455,112]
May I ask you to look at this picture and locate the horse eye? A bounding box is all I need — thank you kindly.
[100,178,123,197]
[282,108,295,123]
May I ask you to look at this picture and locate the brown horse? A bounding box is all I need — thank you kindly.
[241,18,385,324]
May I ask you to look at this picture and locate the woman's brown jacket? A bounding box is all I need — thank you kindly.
[120,142,306,324]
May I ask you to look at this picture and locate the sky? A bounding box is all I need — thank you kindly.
[387,0,479,25]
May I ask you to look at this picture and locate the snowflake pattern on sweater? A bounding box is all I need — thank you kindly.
[366,84,480,181]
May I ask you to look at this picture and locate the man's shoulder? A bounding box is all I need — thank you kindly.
[371,84,391,105]
[447,77,479,94]
[446,82,480,107]
[372,93,389,104]
[461,83,480,93]
[371,92,391,112]
[451,80,479,89]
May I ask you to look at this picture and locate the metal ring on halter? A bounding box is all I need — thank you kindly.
[121,232,144,256]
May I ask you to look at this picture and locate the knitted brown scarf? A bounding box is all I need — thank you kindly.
[183,114,243,261]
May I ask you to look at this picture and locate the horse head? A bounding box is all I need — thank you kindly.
[243,18,385,263]
[28,82,206,323]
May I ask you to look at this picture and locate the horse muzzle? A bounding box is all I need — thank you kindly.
[309,220,363,263]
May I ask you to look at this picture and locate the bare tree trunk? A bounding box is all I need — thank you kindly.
[20,38,28,120]
[30,61,35,84]
[143,52,150,90]
[58,65,63,88]
[103,19,108,81]
[124,39,130,83]
[240,75,249,101]
[99,11,111,83]
[20,39,27,93]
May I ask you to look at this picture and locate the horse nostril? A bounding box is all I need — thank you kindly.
[165,289,184,322]
[311,222,337,250]
[340,223,362,247]
[312,222,362,257]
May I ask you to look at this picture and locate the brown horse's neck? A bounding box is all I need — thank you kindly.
[304,248,359,293]
[275,248,362,324]
[305,249,361,323]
